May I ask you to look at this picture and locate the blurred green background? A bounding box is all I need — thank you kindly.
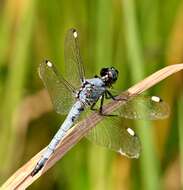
[0,0,183,189]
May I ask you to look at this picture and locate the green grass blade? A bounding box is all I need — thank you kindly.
[0,0,37,180]
[0,1,14,66]
[121,0,160,189]
[88,0,114,190]
[178,91,183,189]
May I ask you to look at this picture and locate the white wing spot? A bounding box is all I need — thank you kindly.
[151,96,161,102]
[127,128,135,136]
[73,31,77,38]
[46,61,52,67]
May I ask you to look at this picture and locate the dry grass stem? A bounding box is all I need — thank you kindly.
[1,63,183,190]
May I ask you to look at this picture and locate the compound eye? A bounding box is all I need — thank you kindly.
[111,67,119,75]
[100,68,109,77]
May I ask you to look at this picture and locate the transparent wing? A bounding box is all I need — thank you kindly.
[112,94,170,120]
[86,117,141,158]
[64,28,85,88]
[39,60,76,114]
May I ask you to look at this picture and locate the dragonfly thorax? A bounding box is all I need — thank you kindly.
[77,78,106,105]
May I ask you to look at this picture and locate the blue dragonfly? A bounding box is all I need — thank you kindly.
[31,28,170,176]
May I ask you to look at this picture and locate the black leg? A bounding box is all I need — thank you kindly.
[90,98,99,111]
[105,90,116,100]
[105,90,127,101]
[99,95,104,114]
[104,92,110,99]
[99,93,119,116]
[105,91,114,99]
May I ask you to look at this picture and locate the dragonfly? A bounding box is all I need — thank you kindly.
[31,28,170,176]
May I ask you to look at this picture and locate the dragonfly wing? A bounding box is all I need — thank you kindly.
[39,60,76,114]
[64,28,85,88]
[86,117,141,158]
[113,94,170,120]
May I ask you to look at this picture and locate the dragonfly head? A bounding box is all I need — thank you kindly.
[100,67,119,86]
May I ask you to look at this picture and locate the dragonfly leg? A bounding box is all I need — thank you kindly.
[99,95,104,114]
[105,90,116,100]
[90,98,99,111]
[105,90,127,101]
